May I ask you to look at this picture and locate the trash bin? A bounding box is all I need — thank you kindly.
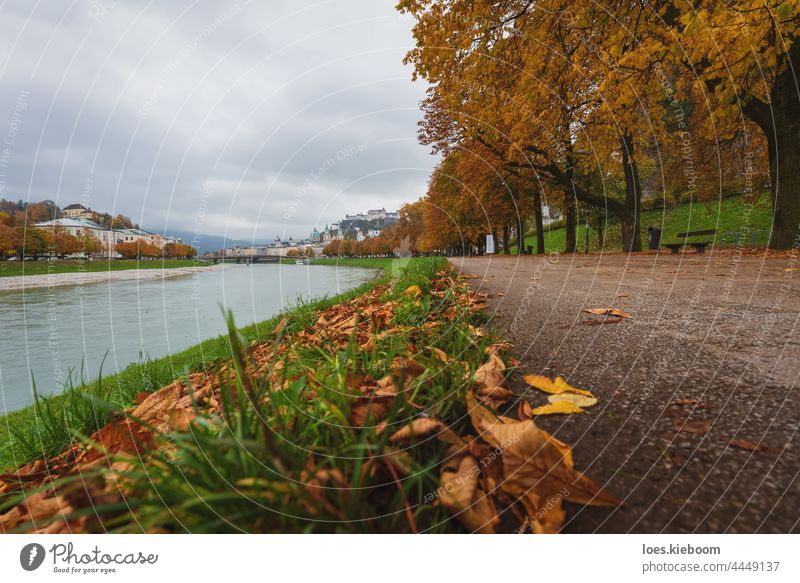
[647,226,662,250]
[526,245,533,255]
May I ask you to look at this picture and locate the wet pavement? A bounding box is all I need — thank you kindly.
[452,250,800,533]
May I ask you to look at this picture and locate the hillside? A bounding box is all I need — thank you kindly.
[512,194,774,253]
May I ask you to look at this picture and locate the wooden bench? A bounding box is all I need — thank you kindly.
[662,229,716,254]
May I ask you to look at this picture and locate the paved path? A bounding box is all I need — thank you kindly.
[452,251,800,533]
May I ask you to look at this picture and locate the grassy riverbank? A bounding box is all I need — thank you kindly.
[0,256,618,533]
[0,259,208,278]
[0,259,390,471]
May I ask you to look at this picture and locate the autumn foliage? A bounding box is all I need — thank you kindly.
[398,1,799,251]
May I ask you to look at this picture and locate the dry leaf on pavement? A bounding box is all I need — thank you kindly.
[727,439,782,454]
[523,374,594,397]
[584,308,631,319]
[548,393,598,408]
[532,401,585,415]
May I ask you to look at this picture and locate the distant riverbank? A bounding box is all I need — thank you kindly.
[0,261,217,291]
[0,258,208,279]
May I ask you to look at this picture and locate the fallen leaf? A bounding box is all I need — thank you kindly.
[523,375,594,397]
[727,439,782,454]
[673,419,711,436]
[518,401,533,420]
[584,308,631,319]
[477,385,514,409]
[532,401,585,415]
[466,392,620,531]
[272,318,288,336]
[548,393,597,408]
[388,418,463,446]
[405,285,422,298]
[438,446,500,534]
[485,342,513,356]
[474,354,506,387]
[673,399,698,406]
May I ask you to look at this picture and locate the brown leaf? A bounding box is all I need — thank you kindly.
[584,308,631,319]
[485,342,513,356]
[438,446,500,534]
[673,419,711,435]
[473,354,506,387]
[388,418,464,446]
[349,395,394,428]
[673,399,698,406]
[727,439,782,454]
[476,385,513,409]
[467,392,620,526]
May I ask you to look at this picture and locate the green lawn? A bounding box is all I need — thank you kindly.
[0,259,208,278]
[511,193,774,253]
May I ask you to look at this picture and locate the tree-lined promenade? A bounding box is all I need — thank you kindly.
[386,1,799,254]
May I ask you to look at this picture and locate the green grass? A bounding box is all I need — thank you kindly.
[0,259,208,278]
[0,261,390,471]
[511,193,774,253]
[2,257,497,533]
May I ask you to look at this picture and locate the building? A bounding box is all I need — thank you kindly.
[367,209,387,221]
[310,228,322,243]
[34,218,115,257]
[61,204,97,221]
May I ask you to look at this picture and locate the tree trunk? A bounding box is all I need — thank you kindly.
[533,188,545,254]
[741,42,800,249]
[503,223,510,254]
[620,133,643,252]
[564,190,577,253]
[517,218,525,254]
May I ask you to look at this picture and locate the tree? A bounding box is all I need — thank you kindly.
[0,223,16,257]
[115,242,139,259]
[52,228,81,258]
[79,232,103,257]
[15,226,51,259]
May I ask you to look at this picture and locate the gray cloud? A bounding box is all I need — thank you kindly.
[0,0,433,240]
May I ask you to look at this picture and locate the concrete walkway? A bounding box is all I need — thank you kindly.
[453,251,800,533]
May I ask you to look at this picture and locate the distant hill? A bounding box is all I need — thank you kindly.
[164,231,270,255]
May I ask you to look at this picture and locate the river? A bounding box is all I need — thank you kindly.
[0,264,377,414]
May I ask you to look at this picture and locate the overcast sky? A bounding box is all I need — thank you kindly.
[0,0,434,241]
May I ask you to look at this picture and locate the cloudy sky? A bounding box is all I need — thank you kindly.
[0,0,434,242]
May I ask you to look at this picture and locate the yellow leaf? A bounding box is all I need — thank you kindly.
[524,374,594,397]
[531,401,585,415]
[584,308,631,319]
[548,393,598,408]
[405,285,422,298]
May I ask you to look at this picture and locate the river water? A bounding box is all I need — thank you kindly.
[0,264,376,414]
